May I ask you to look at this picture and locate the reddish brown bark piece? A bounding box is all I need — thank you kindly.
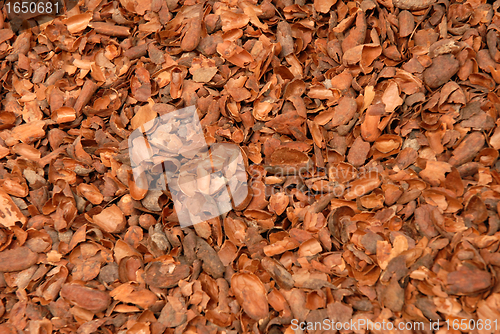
[393,0,436,10]
[448,132,485,167]
[330,97,357,128]
[0,189,27,227]
[231,273,269,320]
[423,54,460,89]
[261,257,295,290]
[0,247,38,272]
[266,147,313,175]
[347,136,370,167]
[446,264,492,295]
[144,262,191,288]
[91,205,126,233]
[60,284,111,312]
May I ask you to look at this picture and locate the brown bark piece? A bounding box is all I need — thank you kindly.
[393,0,436,10]
[0,247,38,272]
[144,262,191,288]
[347,136,370,167]
[446,264,492,295]
[0,189,27,227]
[91,205,126,233]
[330,97,358,128]
[196,237,225,279]
[423,54,460,89]
[60,284,111,312]
[231,273,269,320]
[448,132,485,167]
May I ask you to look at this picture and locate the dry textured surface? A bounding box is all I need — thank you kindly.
[2,0,500,333]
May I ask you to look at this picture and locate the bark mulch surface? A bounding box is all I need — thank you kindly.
[1,0,500,333]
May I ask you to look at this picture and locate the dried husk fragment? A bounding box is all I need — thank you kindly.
[65,12,93,34]
[373,134,402,155]
[449,132,485,167]
[196,237,225,279]
[423,54,460,89]
[264,233,299,256]
[110,282,158,309]
[224,217,247,246]
[344,171,381,200]
[445,264,492,295]
[4,0,500,330]
[74,80,98,116]
[399,11,414,37]
[89,22,131,37]
[11,120,45,144]
[347,137,370,167]
[277,22,294,58]
[144,261,190,288]
[261,257,294,290]
[490,126,500,150]
[0,246,38,272]
[231,273,269,320]
[158,296,188,327]
[51,107,76,124]
[0,189,27,227]
[91,205,126,233]
[60,284,111,312]
[268,192,289,215]
[329,97,357,128]
[181,17,202,52]
[265,147,313,175]
[314,0,337,13]
[77,184,103,205]
[393,0,436,10]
